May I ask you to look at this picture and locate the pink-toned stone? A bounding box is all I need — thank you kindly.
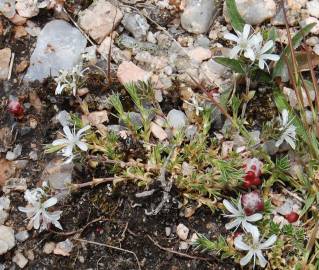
[188,47,212,62]
[150,122,167,141]
[117,61,150,85]
[78,0,123,44]
[9,14,27,25]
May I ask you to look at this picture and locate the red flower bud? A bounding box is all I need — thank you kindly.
[8,100,24,118]
[284,212,299,223]
[241,191,264,216]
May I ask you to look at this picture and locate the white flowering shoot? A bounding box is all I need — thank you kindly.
[275,109,297,149]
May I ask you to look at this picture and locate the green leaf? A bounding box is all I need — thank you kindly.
[226,0,245,32]
[214,57,245,74]
[272,23,316,78]
[299,196,315,218]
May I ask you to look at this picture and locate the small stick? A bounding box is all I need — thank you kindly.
[75,238,142,270]
[7,52,15,80]
[147,235,210,261]
[71,177,121,190]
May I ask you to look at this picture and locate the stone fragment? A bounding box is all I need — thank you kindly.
[0,48,11,80]
[167,109,187,129]
[176,223,189,240]
[53,239,74,256]
[150,122,168,141]
[16,0,39,18]
[117,61,151,85]
[12,251,28,268]
[15,231,29,242]
[25,20,86,81]
[122,12,150,41]
[43,242,56,254]
[16,60,29,73]
[307,0,319,18]
[78,0,123,43]
[301,17,319,34]
[0,0,15,18]
[0,225,15,255]
[188,47,212,63]
[9,14,27,25]
[181,0,216,34]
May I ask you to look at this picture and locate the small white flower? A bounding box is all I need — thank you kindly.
[245,33,279,71]
[275,109,296,149]
[224,24,256,59]
[19,189,62,231]
[223,199,262,237]
[234,231,277,268]
[52,125,90,163]
[184,96,204,116]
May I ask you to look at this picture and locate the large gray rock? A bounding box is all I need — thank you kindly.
[25,20,86,82]
[181,0,216,34]
[224,0,276,25]
[0,225,15,255]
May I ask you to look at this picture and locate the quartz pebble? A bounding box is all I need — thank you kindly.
[176,223,189,240]
[0,225,15,255]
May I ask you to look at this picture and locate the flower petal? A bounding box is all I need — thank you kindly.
[260,40,274,54]
[246,213,263,222]
[259,235,277,249]
[224,33,239,42]
[256,250,268,267]
[240,250,254,266]
[42,197,57,208]
[62,144,74,157]
[244,47,256,61]
[242,24,251,40]
[63,126,73,141]
[229,46,241,59]
[234,235,251,251]
[261,53,280,61]
[223,199,240,215]
[77,125,90,137]
[243,222,260,243]
[225,218,241,230]
[52,139,68,146]
[76,141,88,151]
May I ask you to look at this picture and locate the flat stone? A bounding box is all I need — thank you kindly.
[0,0,15,18]
[0,225,15,255]
[43,242,56,254]
[78,0,123,44]
[24,20,87,82]
[181,0,216,34]
[0,48,11,80]
[176,223,189,240]
[15,231,29,242]
[167,109,187,129]
[224,0,276,25]
[150,122,168,141]
[117,61,151,85]
[9,14,27,25]
[12,251,28,268]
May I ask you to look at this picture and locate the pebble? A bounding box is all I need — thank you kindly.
[176,223,189,240]
[0,225,15,255]
[150,122,168,141]
[307,0,319,18]
[25,20,87,81]
[181,0,216,34]
[6,144,22,161]
[0,48,11,80]
[15,231,29,242]
[12,251,28,268]
[42,159,73,190]
[225,0,276,25]
[188,47,212,63]
[53,239,74,256]
[301,17,319,34]
[117,61,151,85]
[165,227,171,237]
[122,12,150,41]
[43,242,56,254]
[16,0,39,18]
[179,241,189,250]
[167,109,188,130]
[2,177,27,193]
[78,0,123,43]
[0,0,15,18]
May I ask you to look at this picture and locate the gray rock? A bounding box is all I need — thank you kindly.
[167,109,187,129]
[122,13,150,41]
[181,0,216,34]
[15,231,29,242]
[224,0,276,25]
[307,0,319,18]
[25,20,87,82]
[6,144,22,161]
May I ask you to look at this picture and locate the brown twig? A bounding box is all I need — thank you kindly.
[147,235,210,261]
[71,177,122,190]
[75,238,142,270]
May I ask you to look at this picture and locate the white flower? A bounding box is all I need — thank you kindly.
[224,24,256,59]
[245,33,279,71]
[54,65,88,96]
[223,199,262,237]
[275,109,296,149]
[19,189,62,231]
[52,125,90,163]
[184,96,204,116]
[234,231,277,268]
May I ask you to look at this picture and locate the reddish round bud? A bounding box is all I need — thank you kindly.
[8,100,24,118]
[241,191,264,216]
[284,212,299,223]
[251,176,262,186]
[243,171,255,188]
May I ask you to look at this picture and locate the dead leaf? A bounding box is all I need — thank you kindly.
[0,127,13,152]
[82,110,109,126]
[14,26,27,39]
[0,159,15,187]
[29,91,42,113]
